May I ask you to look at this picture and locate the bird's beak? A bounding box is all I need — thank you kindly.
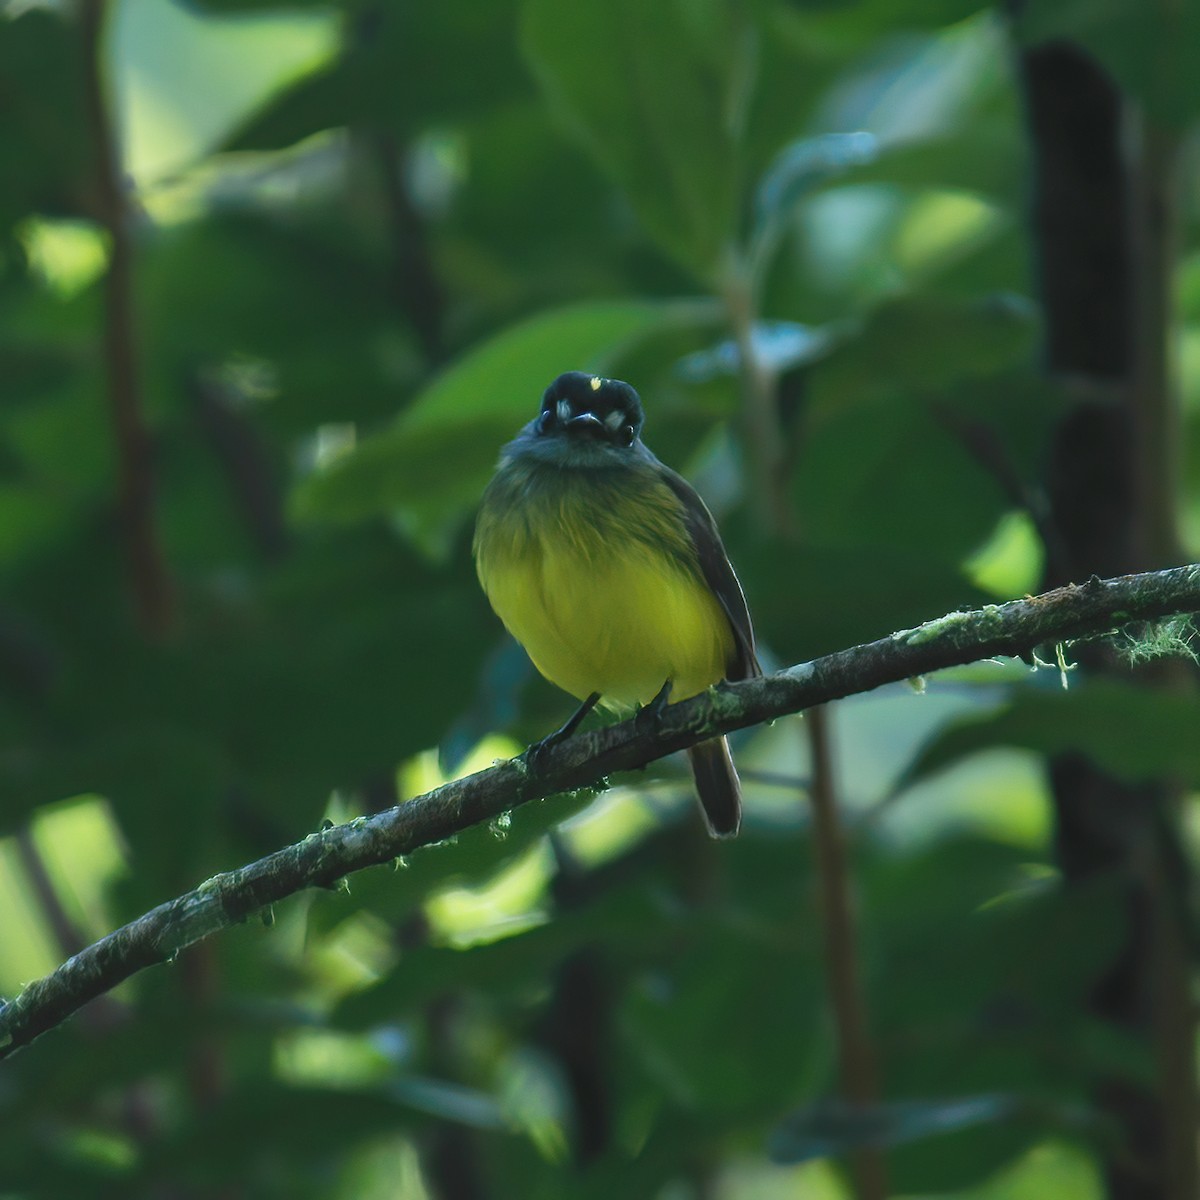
[565,411,605,437]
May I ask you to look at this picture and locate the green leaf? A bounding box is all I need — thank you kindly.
[797,0,993,44]
[363,299,712,427]
[520,0,749,279]
[308,787,593,940]
[898,681,1200,793]
[291,298,715,529]
[622,915,824,1115]
[676,319,844,381]
[148,1083,431,1187]
[813,294,1039,401]
[737,540,990,663]
[793,398,1010,565]
[140,212,401,431]
[861,841,1130,1193]
[0,341,78,407]
[770,1094,1020,1163]
[0,12,91,227]
[0,529,495,856]
[332,883,681,1028]
[752,131,880,260]
[786,300,1045,569]
[870,855,1130,1039]
[822,124,1025,204]
[225,0,530,148]
[192,0,334,10]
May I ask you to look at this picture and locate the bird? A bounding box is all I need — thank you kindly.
[473,371,760,837]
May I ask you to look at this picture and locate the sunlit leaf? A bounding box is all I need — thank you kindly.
[226,0,529,147]
[291,299,716,528]
[675,319,844,381]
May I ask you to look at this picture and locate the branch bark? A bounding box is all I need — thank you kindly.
[1,564,1199,1061]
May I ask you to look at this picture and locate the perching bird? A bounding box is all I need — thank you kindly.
[473,371,760,837]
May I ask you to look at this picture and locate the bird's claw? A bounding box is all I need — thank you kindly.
[634,679,673,735]
[522,691,601,776]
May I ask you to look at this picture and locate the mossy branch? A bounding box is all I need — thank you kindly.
[2,564,1199,1060]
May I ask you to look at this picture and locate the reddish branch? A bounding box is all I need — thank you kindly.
[806,705,887,1199]
[80,0,172,636]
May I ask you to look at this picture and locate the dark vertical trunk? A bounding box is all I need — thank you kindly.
[1017,39,1196,1200]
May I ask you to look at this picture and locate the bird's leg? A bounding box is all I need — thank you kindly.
[523,691,601,774]
[635,679,673,735]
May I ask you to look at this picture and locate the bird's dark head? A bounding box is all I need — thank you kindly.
[506,372,647,469]
[537,372,644,447]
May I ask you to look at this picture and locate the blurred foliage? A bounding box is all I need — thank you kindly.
[0,1,1196,1198]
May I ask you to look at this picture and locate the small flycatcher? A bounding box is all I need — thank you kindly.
[474,372,759,836]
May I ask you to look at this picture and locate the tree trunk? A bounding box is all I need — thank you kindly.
[1017,38,1197,1200]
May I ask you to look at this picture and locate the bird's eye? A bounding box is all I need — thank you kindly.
[535,410,553,435]
[619,424,635,447]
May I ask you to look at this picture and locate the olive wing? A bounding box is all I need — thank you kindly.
[659,467,761,681]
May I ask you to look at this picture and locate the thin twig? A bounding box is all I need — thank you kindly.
[1,564,1198,1060]
[722,262,790,533]
[81,0,172,636]
[724,248,883,1198]
[14,828,86,959]
[370,131,447,366]
[190,373,289,561]
[806,706,888,1199]
[932,402,1069,584]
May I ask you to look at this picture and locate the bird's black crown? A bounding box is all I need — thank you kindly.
[538,372,645,441]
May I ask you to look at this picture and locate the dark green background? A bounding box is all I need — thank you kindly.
[0,2,1195,1197]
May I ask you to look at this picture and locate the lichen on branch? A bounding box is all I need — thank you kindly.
[1,563,1199,1061]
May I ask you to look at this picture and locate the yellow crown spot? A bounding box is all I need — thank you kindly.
[589,376,603,391]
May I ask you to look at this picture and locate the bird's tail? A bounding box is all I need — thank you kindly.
[687,736,742,838]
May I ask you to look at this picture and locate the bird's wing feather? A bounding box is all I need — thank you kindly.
[659,467,761,681]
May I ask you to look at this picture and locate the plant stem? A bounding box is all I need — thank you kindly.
[806,706,888,1200]
[81,0,172,637]
[724,249,885,1200]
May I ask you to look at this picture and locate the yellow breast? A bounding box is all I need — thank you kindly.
[475,466,733,711]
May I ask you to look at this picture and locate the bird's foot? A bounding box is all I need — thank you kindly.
[522,691,601,775]
[634,679,673,735]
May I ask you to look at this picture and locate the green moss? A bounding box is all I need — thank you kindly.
[1117,616,1198,666]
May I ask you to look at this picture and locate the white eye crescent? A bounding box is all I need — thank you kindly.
[604,409,624,431]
